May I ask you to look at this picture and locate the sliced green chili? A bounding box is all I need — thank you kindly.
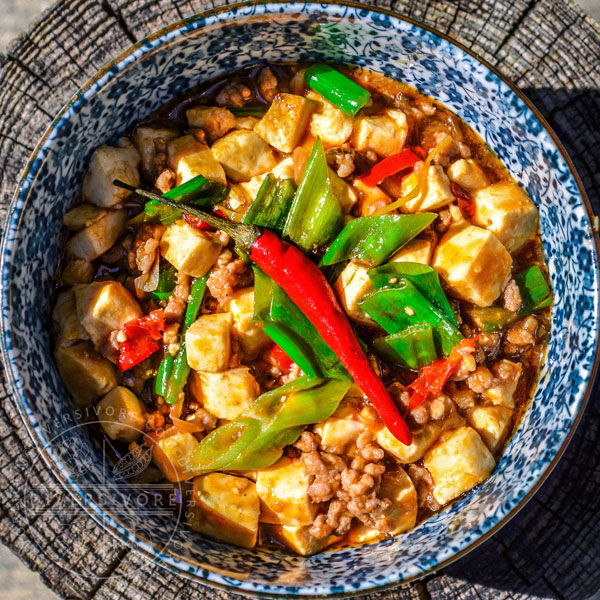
[151,266,177,302]
[373,324,438,370]
[242,174,296,234]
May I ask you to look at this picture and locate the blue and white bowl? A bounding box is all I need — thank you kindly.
[1,2,599,596]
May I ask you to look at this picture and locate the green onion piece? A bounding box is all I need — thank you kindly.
[513,265,551,310]
[284,138,344,252]
[151,266,177,302]
[304,64,370,117]
[373,324,438,370]
[369,262,459,327]
[155,353,174,396]
[320,214,436,267]
[359,278,463,355]
[231,105,268,117]
[242,174,296,234]
[187,376,351,473]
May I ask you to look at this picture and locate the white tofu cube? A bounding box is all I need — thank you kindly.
[54,341,117,407]
[160,220,222,278]
[447,158,489,191]
[432,224,512,307]
[61,258,94,285]
[62,204,107,231]
[471,182,538,252]
[401,166,455,212]
[188,473,260,549]
[256,457,317,526]
[352,177,392,217]
[423,426,496,505]
[96,386,146,442]
[483,359,523,408]
[467,405,513,452]
[211,130,277,182]
[351,109,408,157]
[186,106,236,142]
[196,367,259,420]
[255,93,315,153]
[81,139,140,208]
[74,281,142,350]
[266,524,334,556]
[313,416,366,454]
[167,135,226,185]
[389,238,433,265]
[375,421,442,463]
[235,116,258,130]
[153,431,200,482]
[307,90,353,148]
[334,261,375,325]
[52,290,88,341]
[229,287,270,359]
[65,209,127,261]
[132,125,179,177]
[185,312,232,373]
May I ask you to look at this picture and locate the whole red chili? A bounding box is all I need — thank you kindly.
[114,181,412,445]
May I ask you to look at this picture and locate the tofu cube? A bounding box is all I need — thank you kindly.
[432,224,512,307]
[389,238,433,265]
[467,405,513,452]
[235,115,258,130]
[52,290,88,341]
[256,457,317,526]
[255,93,315,153]
[229,288,270,359]
[186,106,236,142]
[65,209,127,261]
[96,386,146,442]
[266,524,334,556]
[483,359,523,408]
[61,258,94,285]
[352,177,392,217]
[185,313,232,373]
[211,130,277,182]
[187,473,260,549]
[401,166,455,212]
[54,341,117,407]
[153,431,200,482]
[62,203,107,231]
[132,125,179,177]
[447,158,489,191]
[195,367,259,420]
[313,417,366,454]
[471,182,538,252]
[81,139,140,208]
[334,261,375,325]
[351,109,408,157]
[239,157,295,200]
[423,426,496,506]
[375,421,442,463]
[167,135,226,185]
[307,90,354,148]
[74,281,142,350]
[160,220,222,278]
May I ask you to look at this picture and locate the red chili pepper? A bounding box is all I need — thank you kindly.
[451,182,476,219]
[112,182,413,445]
[118,310,166,372]
[184,209,227,231]
[360,148,420,187]
[411,146,427,160]
[271,344,294,373]
[407,336,479,410]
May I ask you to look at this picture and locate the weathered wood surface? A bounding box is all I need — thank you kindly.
[0,0,599,598]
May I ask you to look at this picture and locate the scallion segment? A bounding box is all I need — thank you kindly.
[242,174,296,234]
[230,105,268,117]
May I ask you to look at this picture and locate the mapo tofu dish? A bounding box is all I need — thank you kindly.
[52,64,552,555]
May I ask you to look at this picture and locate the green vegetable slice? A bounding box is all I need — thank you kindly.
[151,266,177,302]
[320,214,436,267]
[373,324,438,370]
[242,174,296,234]
[230,105,268,117]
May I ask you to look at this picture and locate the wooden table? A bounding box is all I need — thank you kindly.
[1,1,599,598]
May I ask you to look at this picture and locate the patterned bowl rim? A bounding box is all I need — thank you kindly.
[1,1,599,597]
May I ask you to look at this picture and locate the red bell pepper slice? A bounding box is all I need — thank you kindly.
[184,209,227,231]
[270,344,294,373]
[360,148,420,187]
[407,336,479,410]
[118,310,166,372]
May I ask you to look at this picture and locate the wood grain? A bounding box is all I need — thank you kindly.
[0,1,599,598]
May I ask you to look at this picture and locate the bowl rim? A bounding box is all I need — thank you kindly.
[1,1,599,596]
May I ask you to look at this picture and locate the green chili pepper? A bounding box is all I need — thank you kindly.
[157,275,209,403]
[186,376,351,473]
[242,174,296,234]
[465,265,552,332]
[304,64,371,117]
[145,175,229,225]
[283,138,344,252]
[151,266,177,303]
[320,214,436,267]
[373,324,438,370]
[369,262,459,327]
[230,105,268,117]
[359,278,463,355]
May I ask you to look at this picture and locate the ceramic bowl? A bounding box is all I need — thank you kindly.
[2,2,599,597]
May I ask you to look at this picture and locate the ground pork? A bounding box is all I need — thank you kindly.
[153,137,169,177]
[216,81,252,107]
[505,315,538,347]
[466,365,497,394]
[257,67,278,102]
[326,148,355,178]
[408,464,440,512]
[154,168,175,194]
[502,279,522,312]
[206,250,252,307]
[164,271,191,322]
